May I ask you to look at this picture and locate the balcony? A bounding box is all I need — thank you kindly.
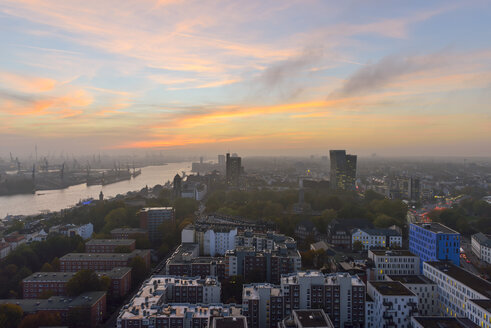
[383,301,393,308]
[383,312,392,320]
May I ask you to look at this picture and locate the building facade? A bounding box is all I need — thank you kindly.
[85,239,136,253]
[409,222,460,271]
[471,233,491,264]
[368,250,420,280]
[60,250,150,272]
[138,207,175,242]
[385,275,438,316]
[329,150,357,191]
[352,228,402,250]
[423,261,491,318]
[366,281,418,328]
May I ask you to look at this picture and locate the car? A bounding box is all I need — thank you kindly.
[466,259,471,263]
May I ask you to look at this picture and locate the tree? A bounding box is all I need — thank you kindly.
[19,311,61,328]
[373,214,398,228]
[174,198,199,220]
[0,304,23,328]
[66,270,103,296]
[40,262,54,272]
[352,240,363,252]
[135,236,151,249]
[51,257,60,271]
[129,256,148,285]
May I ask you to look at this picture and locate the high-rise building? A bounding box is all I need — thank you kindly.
[173,173,182,198]
[226,153,242,188]
[329,150,357,191]
[218,154,226,166]
[409,222,460,271]
[138,207,175,242]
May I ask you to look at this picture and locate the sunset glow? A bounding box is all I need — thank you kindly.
[1,0,490,156]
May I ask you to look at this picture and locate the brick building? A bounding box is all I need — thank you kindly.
[110,228,148,240]
[0,291,106,328]
[22,267,132,300]
[60,250,150,272]
[85,239,136,253]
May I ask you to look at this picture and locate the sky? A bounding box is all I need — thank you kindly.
[0,0,490,157]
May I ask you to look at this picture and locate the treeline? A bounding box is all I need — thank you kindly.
[0,235,84,298]
[204,189,408,238]
[428,197,491,236]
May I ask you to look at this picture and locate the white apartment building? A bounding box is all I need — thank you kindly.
[367,281,419,328]
[386,275,438,316]
[352,228,402,250]
[466,299,491,328]
[365,294,375,328]
[423,261,491,318]
[181,225,237,256]
[411,316,479,328]
[471,233,491,264]
[368,250,420,280]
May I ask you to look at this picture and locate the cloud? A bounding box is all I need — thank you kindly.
[0,72,56,92]
[332,52,450,97]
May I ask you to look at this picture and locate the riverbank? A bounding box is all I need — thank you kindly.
[0,162,192,219]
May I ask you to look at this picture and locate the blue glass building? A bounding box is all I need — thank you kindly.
[409,222,460,272]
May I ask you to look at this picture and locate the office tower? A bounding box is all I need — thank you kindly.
[329,150,357,191]
[226,153,242,188]
[218,154,225,166]
[409,222,460,271]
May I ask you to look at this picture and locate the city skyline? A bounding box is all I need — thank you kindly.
[1,1,490,156]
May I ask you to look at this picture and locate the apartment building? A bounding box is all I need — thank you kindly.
[471,233,491,264]
[385,275,438,316]
[117,294,242,328]
[366,281,418,328]
[146,275,221,304]
[85,239,136,253]
[279,309,334,328]
[0,291,106,328]
[351,228,402,250]
[138,207,174,242]
[242,271,365,328]
[165,243,226,279]
[411,316,478,328]
[60,249,150,272]
[23,267,132,300]
[466,299,491,328]
[423,261,491,318]
[110,228,148,240]
[368,250,420,280]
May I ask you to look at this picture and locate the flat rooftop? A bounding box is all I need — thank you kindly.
[294,310,333,328]
[370,250,416,257]
[387,275,435,285]
[212,316,247,328]
[110,228,148,233]
[86,239,135,245]
[425,262,491,298]
[370,281,415,296]
[411,317,478,328]
[0,292,105,312]
[60,249,149,261]
[469,299,491,312]
[413,222,459,234]
[24,267,132,282]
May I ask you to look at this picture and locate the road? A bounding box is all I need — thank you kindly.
[460,239,481,275]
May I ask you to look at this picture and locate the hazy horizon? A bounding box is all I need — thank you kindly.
[1,1,490,157]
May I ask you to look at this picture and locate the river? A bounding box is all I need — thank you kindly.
[0,162,192,218]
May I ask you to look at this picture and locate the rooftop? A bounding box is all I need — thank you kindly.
[357,228,401,236]
[85,239,135,246]
[472,233,491,247]
[0,292,106,313]
[425,261,491,298]
[411,317,478,328]
[110,228,148,234]
[370,249,416,257]
[413,222,459,234]
[211,316,247,328]
[469,299,491,312]
[387,275,435,285]
[369,281,415,296]
[60,249,149,261]
[294,310,334,328]
[24,267,132,282]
